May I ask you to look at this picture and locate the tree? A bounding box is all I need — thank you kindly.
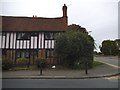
[115,39,120,56]
[68,24,88,34]
[100,40,118,56]
[2,58,13,70]
[55,30,94,70]
[36,58,46,75]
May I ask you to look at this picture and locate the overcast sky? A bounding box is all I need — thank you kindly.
[0,0,119,52]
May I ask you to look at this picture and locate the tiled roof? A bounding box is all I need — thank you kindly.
[1,16,67,32]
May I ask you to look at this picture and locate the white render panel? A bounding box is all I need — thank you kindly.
[2,36,5,48]
[45,40,48,49]
[13,33,16,49]
[23,40,26,49]
[31,37,34,49]
[16,40,30,49]
[0,35,2,48]
[1,32,56,49]
[6,33,9,48]
[10,33,13,48]
[45,40,55,49]
[42,33,44,48]
[20,40,23,49]
[48,40,51,49]
[52,40,54,48]
[16,41,19,49]
[34,37,37,48]
[27,40,30,49]
[39,33,42,48]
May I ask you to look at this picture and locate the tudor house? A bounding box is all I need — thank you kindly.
[0,4,68,65]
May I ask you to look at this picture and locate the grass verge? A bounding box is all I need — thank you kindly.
[93,60,103,67]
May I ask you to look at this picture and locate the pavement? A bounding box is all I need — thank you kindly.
[2,63,120,79]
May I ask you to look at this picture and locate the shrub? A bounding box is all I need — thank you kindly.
[2,58,13,70]
[17,58,28,65]
[36,58,46,69]
[55,31,94,69]
[73,58,93,69]
[36,58,46,75]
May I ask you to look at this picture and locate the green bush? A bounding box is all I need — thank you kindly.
[73,62,82,69]
[36,58,46,69]
[55,30,94,69]
[73,59,93,70]
[2,58,13,70]
[17,58,28,65]
[73,60,103,69]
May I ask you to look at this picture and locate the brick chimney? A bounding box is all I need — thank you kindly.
[62,4,68,31]
[62,4,67,17]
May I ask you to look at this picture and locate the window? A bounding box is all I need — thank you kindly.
[2,33,6,36]
[46,50,54,58]
[16,51,29,58]
[46,50,50,57]
[17,33,30,40]
[25,52,29,58]
[16,51,20,58]
[2,50,7,55]
[45,33,54,40]
[31,32,37,36]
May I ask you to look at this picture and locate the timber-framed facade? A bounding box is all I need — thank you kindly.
[0,4,68,65]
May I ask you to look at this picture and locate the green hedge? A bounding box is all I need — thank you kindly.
[2,58,13,70]
[36,58,46,68]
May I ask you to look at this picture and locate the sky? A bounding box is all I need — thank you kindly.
[0,0,119,52]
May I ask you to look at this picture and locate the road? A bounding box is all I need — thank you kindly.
[2,78,119,88]
[94,56,119,68]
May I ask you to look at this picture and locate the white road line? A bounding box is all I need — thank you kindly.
[105,76,119,80]
[94,60,120,69]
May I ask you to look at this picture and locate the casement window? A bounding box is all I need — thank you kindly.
[46,50,54,58]
[31,32,38,36]
[16,51,29,58]
[17,33,30,40]
[16,51,21,58]
[46,50,50,57]
[2,33,6,36]
[2,50,7,55]
[45,33,54,40]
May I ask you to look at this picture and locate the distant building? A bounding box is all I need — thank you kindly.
[0,4,68,65]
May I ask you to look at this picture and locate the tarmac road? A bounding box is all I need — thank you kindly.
[2,78,118,88]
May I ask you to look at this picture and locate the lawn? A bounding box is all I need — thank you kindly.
[93,60,103,67]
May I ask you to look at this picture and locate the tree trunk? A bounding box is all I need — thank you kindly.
[85,62,88,75]
[40,66,42,75]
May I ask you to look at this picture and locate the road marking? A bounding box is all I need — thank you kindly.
[94,60,120,69]
[105,76,120,80]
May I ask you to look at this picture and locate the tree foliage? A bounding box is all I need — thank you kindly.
[68,24,88,34]
[115,39,120,55]
[55,25,94,69]
[36,58,46,75]
[100,40,118,55]
[2,58,13,70]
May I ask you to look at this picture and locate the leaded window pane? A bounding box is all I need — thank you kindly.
[45,33,54,40]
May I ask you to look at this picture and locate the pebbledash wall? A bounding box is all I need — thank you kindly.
[0,4,68,65]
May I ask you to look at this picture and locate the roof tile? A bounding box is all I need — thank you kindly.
[1,16,67,32]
